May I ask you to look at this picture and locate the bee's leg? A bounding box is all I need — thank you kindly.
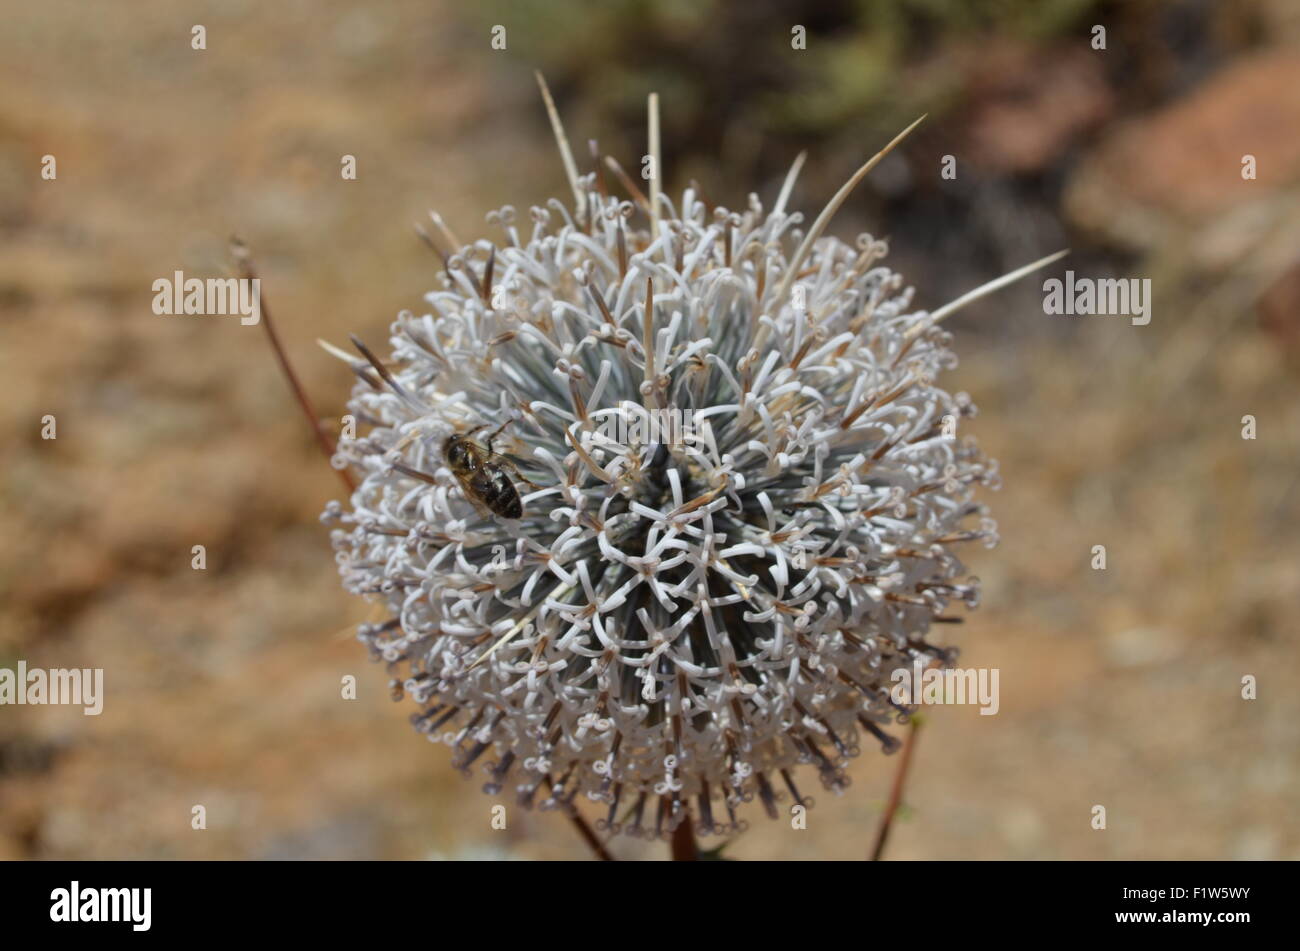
[463,424,487,438]
[483,418,516,454]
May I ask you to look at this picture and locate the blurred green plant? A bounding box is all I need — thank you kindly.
[469,0,1100,192]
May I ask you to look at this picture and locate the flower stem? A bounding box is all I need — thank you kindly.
[543,775,616,861]
[670,810,699,861]
[231,239,356,495]
[870,718,921,861]
[566,809,617,862]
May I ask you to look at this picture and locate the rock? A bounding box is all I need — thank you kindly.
[1066,45,1300,256]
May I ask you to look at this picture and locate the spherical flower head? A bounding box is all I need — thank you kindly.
[324,178,1000,838]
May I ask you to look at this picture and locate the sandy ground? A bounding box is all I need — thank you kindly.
[1,1,1297,859]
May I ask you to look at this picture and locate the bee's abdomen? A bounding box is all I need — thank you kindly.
[476,467,523,519]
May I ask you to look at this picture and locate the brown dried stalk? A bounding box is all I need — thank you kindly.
[870,718,922,861]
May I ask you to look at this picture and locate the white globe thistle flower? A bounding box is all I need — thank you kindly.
[322,94,1064,840]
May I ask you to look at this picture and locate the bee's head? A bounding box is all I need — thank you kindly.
[443,433,470,468]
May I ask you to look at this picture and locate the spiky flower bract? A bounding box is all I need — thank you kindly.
[323,118,1045,839]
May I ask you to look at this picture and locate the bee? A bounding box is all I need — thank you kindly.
[444,421,539,519]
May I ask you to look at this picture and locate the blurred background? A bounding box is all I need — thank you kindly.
[1,0,1297,860]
